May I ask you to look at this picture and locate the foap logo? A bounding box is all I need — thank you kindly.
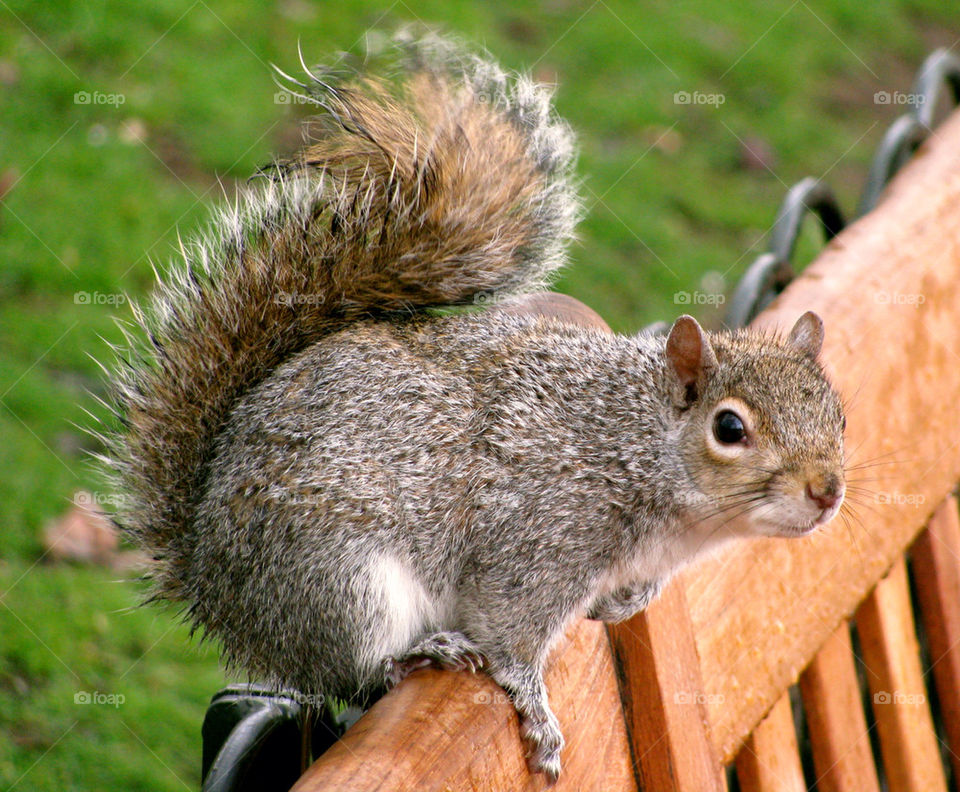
[676,491,731,511]
[74,90,125,107]
[74,291,127,306]
[874,690,925,706]
[274,291,326,307]
[873,91,926,107]
[473,291,513,306]
[74,690,125,708]
[473,689,513,706]
[875,491,925,508]
[674,90,725,107]
[874,290,925,307]
[673,690,725,705]
[289,691,325,708]
[269,491,326,508]
[274,91,314,106]
[75,490,128,509]
[673,290,726,307]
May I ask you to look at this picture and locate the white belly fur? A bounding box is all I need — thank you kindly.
[359,553,444,669]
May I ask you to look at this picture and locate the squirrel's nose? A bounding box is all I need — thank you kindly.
[806,478,843,511]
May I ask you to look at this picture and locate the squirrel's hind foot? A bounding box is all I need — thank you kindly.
[521,714,563,783]
[486,655,565,781]
[383,631,486,689]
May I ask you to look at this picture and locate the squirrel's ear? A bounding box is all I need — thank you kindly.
[787,311,824,360]
[665,315,717,406]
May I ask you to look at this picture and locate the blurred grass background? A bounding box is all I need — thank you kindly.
[1,1,958,788]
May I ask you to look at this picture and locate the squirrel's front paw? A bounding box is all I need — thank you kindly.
[383,631,486,689]
[521,712,564,782]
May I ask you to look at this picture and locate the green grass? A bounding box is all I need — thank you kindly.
[1,1,958,787]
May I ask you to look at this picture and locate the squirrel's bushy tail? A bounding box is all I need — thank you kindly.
[100,32,579,602]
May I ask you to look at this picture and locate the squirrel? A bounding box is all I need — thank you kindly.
[99,31,846,781]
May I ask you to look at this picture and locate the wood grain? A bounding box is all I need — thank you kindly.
[855,558,946,792]
[684,106,960,762]
[798,624,880,792]
[290,619,635,791]
[910,496,960,785]
[735,693,805,792]
[608,581,725,792]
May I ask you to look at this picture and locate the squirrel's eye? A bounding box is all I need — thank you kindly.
[713,410,746,444]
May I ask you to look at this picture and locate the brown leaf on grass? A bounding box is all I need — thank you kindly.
[0,167,17,203]
[43,492,147,571]
[738,135,778,172]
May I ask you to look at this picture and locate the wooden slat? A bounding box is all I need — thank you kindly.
[855,557,946,792]
[735,693,805,792]
[489,291,611,332]
[608,581,724,792]
[291,619,636,792]
[911,496,960,783]
[798,623,880,792]
[683,105,960,762]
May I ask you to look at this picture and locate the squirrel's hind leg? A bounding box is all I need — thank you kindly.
[486,654,564,781]
[382,631,486,688]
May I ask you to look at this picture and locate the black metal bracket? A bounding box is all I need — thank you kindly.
[727,47,960,328]
[200,683,362,792]
[727,178,844,328]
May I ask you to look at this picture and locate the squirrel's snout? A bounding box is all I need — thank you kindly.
[805,476,844,512]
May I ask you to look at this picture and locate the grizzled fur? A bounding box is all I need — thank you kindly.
[101,33,845,780]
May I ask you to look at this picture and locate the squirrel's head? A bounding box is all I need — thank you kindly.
[664,312,845,539]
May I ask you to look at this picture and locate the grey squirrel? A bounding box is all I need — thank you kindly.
[100,31,846,780]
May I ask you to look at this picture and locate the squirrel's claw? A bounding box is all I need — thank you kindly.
[521,713,564,782]
[383,631,486,688]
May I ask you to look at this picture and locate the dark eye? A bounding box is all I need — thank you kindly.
[713,410,746,444]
